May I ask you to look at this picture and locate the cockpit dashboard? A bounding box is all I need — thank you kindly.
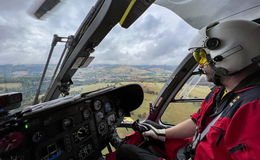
[0,84,143,160]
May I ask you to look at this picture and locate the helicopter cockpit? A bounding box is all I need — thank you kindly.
[1,0,260,159]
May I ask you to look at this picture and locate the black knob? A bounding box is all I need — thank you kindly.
[32,131,44,143]
[213,55,224,62]
[63,118,73,129]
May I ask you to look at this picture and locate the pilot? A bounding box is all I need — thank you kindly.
[116,20,260,160]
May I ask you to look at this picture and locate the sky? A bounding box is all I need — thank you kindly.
[0,0,197,66]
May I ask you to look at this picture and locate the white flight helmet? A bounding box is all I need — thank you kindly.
[190,20,260,76]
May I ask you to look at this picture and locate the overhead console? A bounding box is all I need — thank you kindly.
[0,84,143,160]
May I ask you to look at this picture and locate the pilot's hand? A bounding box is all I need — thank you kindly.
[142,123,166,142]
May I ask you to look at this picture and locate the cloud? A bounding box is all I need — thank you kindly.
[0,0,94,64]
[93,4,197,65]
[0,0,197,66]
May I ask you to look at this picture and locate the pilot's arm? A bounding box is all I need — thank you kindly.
[142,118,196,141]
[165,119,196,139]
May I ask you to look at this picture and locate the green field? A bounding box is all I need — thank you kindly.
[161,102,201,124]
[0,83,22,89]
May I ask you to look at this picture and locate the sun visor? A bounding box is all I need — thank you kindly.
[113,84,144,113]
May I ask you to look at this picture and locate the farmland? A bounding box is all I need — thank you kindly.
[0,64,211,126]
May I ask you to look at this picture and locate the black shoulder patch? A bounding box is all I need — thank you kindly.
[222,86,260,118]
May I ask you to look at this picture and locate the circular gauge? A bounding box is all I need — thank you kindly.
[98,121,108,135]
[118,109,124,117]
[95,112,104,121]
[78,144,93,159]
[93,100,102,111]
[62,118,73,129]
[76,127,89,140]
[107,113,116,126]
[83,109,90,119]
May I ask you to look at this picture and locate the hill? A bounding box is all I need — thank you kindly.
[0,64,176,106]
[0,64,175,78]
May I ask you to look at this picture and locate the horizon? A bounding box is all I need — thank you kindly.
[0,63,177,67]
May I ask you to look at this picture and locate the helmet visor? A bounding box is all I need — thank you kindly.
[192,48,208,65]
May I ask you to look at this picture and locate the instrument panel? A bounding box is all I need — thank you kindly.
[0,84,143,160]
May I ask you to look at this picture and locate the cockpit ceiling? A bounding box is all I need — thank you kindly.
[154,0,260,29]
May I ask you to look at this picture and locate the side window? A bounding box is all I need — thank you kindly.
[161,74,213,125]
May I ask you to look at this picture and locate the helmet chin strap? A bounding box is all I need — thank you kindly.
[210,63,229,86]
[212,72,223,86]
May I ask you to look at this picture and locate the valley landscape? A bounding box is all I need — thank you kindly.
[0,64,210,126]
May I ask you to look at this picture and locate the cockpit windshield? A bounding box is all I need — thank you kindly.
[0,2,196,109]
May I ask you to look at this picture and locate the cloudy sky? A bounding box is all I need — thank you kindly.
[0,0,197,66]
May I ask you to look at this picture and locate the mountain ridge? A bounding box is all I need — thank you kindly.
[0,64,176,77]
